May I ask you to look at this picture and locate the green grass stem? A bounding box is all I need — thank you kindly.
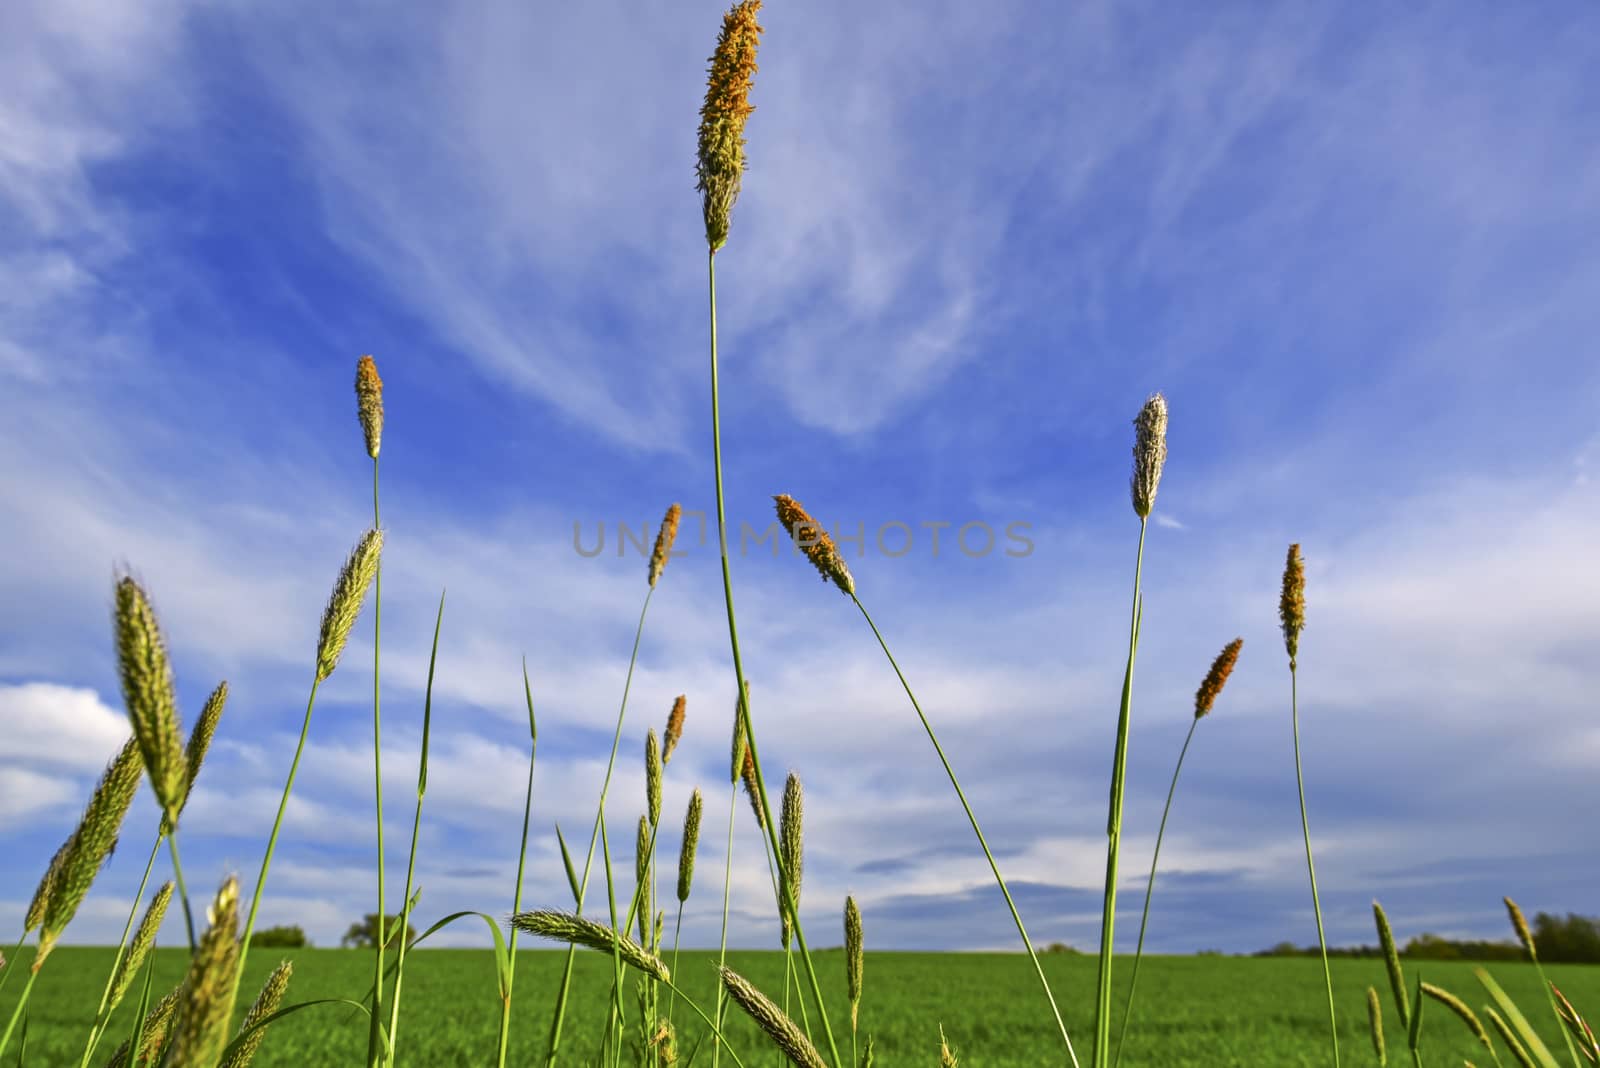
[497,657,539,1068]
[1292,664,1341,1068]
[367,456,386,1068]
[77,833,163,1067]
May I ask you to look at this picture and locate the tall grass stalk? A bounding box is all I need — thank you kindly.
[1504,897,1585,1068]
[496,658,539,1068]
[165,830,196,953]
[706,249,842,1068]
[714,778,739,1068]
[852,594,1078,1067]
[382,591,445,1067]
[366,437,387,1068]
[544,585,655,1068]
[1283,543,1340,1068]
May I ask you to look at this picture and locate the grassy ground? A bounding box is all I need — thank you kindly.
[4,946,1593,1066]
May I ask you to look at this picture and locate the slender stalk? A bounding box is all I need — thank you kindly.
[707,249,843,1068]
[367,457,386,1068]
[497,659,539,1068]
[1093,521,1147,1068]
[1112,718,1197,1068]
[853,594,1078,1066]
[599,808,626,1068]
[78,834,163,1067]
[0,956,39,1058]
[228,674,324,1022]
[165,830,196,953]
[1292,665,1340,1068]
[668,902,685,1025]
[0,932,23,1003]
[544,587,655,1068]
[714,782,738,1068]
[384,592,446,1067]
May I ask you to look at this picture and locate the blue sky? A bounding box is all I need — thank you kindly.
[2,0,1597,959]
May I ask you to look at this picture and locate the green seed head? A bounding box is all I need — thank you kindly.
[510,910,670,983]
[169,876,243,1068]
[104,986,181,1068]
[109,881,174,1012]
[1372,901,1411,1031]
[1421,981,1494,1056]
[719,966,828,1068]
[845,895,864,1026]
[730,682,749,785]
[677,788,703,904]
[1503,897,1537,960]
[114,575,187,826]
[221,959,293,1068]
[779,772,803,948]
[168,680,227,833]
[24,838,71,934]
[1366,986,1386,1066]
[316,528,384,682]
[646,728,662,828]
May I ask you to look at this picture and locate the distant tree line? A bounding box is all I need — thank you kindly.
[1254,912,1600,963]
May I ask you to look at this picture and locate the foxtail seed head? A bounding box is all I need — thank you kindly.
[222,959,293,1068]
[774,494,855,595]
[845,895,863,1030]
[1421,982,1494,1056]
[677,788,703,904]
[105,987,181,1068]
[648,504,682,588]
[25,839,70,934]
[646,728,663,828]
[169,680,227,833]
[511,910,670,982]
[38,737,144,967]
[741,747,765,829]
[316,528,384,682]
[696,1,763,252]
[109,882,174,1011]
[169,875,243,1068]
[1280,544,1306,666]
[663,694,687,766]
[719,966,828,1068]
[940,1025,960,1067]
[1372,900,1411,1031]
[779,772,803,949]
[1194,638,1243,719]
[114,575,187,826]
[1130,393,1168,519]
[1366,987,1387,1066]
[731,681,750,785]
[355,354,384,460]
[635,814,652,944]
[1504,897,1537,960]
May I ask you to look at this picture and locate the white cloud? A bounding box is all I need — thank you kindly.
[0,682,129,768]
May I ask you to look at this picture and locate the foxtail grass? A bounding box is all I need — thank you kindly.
[170,876,243,1068]
[1421,981,1497,1063]
[1282,543,1339,1068]
[698,4,841,1059]
[1092,393,1165,1068]
[228,528,382,1028]
[384,591,446,1067]
[779,772,804,1022]
[719,967,827,1068]
[846,896,863,1067]
[1368,987,1388,1067]
[1551,984,1599,1064]
[667,788,703,1027]
[494,656,538,1068]
[544,502,677,1067]
[221,959,293,1068]
[715,686,748,1068]
[1504,896,1585,1068]
[1113,637,1241,1067]
[774,484,1076,1065]
[357,355,389,1068]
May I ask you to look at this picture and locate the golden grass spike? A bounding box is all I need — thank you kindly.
[220,959,293,1068]
[1503,897,1537,960]
[109,882,175,1011]
[169,876,242,1068]
[773,494,855,596]
[696,1,764,252]
[731,682,750,784]
[114,576,186,825]
[719,966,828,1068]
[1366,986,1387,1066]
[1372,901,1411,1031]
[38,738,144,966]
[677,788,703,904]
[779,772,803,949]
[355,354,383,460]
[845,896,863,1030]
[1422,981,1495,1057]
[1129,393,1168,519]
[649,504,682,588]
[315,528,384,682]
[103,985,181,1068]
[1193,638,1243,719]
[663,694,687,766]
[510,910,670,983]
[1280,544,1307,666]
[646,728,663,828]
[939,1024,959,1067]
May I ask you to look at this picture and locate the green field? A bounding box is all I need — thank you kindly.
[4,946,1593,1066]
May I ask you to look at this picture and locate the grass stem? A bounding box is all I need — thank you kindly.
[165,828,196,953]
[77,832,163,1067]
[1292,664,1341,1068]
[497,657,538,1068]
[367,456,387,1068]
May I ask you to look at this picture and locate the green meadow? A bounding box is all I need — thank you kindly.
[4,948,1595,1066]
